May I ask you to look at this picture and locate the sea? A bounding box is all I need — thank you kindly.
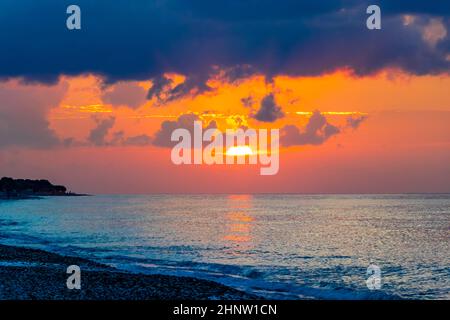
[0,194,449,299]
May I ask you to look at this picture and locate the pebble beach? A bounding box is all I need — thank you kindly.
[0,244,257,300]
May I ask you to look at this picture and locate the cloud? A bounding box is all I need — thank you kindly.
[152,113,216,147]
[110,131,125,145]
[281,111,340,146]
[148,74,212,103]
[0,80,67,148]
[163,75,212,102]
[94,129,152,146]
[241,96,254,108]
[88,116,116,146]
[147,76,173,101]
[252,94,285,122]
[152,113,199,147]
[383,2,450,16]
[220,65,257,83]
[123,134,153,146]
[422,18,447,47]
[152,110,361,149]
[102,82,147,109]
[346,115,368,129]
[0,1,448,84]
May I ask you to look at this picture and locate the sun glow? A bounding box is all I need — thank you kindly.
[226,146,254,156]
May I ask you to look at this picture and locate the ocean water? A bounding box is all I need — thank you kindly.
[0,194,449,299]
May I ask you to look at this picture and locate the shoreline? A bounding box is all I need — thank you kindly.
[0,243,259,300]
[0,193,91,200]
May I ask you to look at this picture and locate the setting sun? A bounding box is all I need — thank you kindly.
[226,146,254,156]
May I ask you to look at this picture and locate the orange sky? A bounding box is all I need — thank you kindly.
[1,69,450,193]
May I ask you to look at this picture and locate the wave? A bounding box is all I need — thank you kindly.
[92,253,400,300]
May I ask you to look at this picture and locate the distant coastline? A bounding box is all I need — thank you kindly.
[0,177,89,199]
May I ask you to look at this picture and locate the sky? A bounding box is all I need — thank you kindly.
[0,0,449,194]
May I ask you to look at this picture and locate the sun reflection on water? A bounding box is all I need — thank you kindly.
[223,195,254,245]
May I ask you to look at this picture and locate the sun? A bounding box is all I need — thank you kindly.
[226,146,254,156]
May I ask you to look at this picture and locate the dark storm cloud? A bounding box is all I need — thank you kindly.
[380,1,450,16]
[161,75,212,102]
[0,0,448,84]
[220,65,257,83]
[147,76,173,101]
[147,74,212,103]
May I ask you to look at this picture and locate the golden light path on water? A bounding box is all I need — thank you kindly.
[224,195,254,244]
